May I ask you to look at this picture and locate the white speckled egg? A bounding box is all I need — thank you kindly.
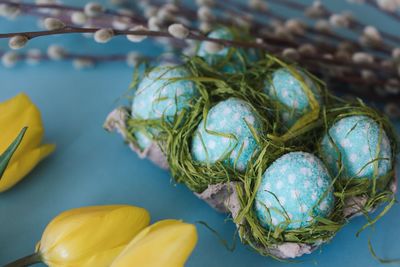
[264,68,321,127]
[131,66,198,150]
[191,97,263,172]
[320,115,392,179]
[255,152,335,230]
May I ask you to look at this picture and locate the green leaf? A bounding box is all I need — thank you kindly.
[0,127,27,181]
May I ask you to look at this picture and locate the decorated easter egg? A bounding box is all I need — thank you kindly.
[191,98,263,172]
[197,28,253,73]
[264,68,321,127]
[131,66,198,150]
[320,115,392,179]
[132,66,198,121]
[255,152,334,230]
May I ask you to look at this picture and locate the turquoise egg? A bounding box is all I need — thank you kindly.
[132,66,198,120]
[320,115,392,179]
[191,98,263,172]
[264,68,321,127]
[255,152,335,230]
[197,28,254,73]
[131,66,198,150]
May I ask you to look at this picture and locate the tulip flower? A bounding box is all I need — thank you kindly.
[110,219,198,267]
[0,93,55,192]
[4,205,151,267]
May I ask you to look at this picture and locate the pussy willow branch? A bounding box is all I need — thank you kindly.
[0,0,146,24]
[364,0,400,22]
[266,0,400,45]
[220,0,392,56]
[208,0,392,66]
[0,49,129,62]
[2,0,394,60]
[0,26,397,78]
[0,1,141,33]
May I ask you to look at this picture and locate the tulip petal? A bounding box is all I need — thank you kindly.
[0,93,32,122]
[0,144,55,192]
[110,220,198,267]
[37,205,151,267]
[0,95,45,161]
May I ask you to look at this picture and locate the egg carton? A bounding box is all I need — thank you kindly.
[104,107,169,170]
[104,106,398,259]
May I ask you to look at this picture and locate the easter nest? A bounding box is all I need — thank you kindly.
[104,54,398,259]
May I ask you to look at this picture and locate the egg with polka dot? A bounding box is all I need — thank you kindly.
[320,115,392,180]
[131,66,198,149]
[255,152,335,230]
[264,68,321,128]
[191,98,263,172]
[197,28,255,73]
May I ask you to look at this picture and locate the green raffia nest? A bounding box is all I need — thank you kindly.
[104,54,399,259]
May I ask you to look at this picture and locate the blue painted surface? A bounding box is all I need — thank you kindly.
[0,1,399,267]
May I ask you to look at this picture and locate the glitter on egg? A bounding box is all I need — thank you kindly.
[255,152,335,230]
[264,68,321,128]
[320,115,392,179]
[191,97,263,172]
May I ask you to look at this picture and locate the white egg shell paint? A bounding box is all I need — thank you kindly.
[320,115,392,179]
[191,97,263,172]
[264,68,321,127]
[255,152,335,230]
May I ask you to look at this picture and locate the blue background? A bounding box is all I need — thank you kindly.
[0,1,399,266]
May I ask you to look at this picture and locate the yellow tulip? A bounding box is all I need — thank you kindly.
[110,220,198,267]
[34,205,151,267]
[0,93,55,192]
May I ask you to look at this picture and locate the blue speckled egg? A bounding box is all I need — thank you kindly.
[131,66,198,150]
[255,152,335,230]
[264,68,321,127]
[320,115,392,179]
[191,98,263,172]
[131,66,198,121]
[197,28,254,73]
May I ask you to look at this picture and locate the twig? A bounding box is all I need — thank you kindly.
[0,26,397,78]
[0,0,146,24]
[266,0,400,45]
[364,0,400,23]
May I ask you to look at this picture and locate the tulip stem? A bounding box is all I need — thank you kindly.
[3,253,42,267]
